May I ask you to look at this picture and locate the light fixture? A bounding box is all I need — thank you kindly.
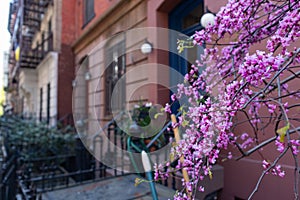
[141,40,153,54]
[75,119,87,138]
[72,80,77,87]
[22,25,30,36]
[85,71,91,81]
[76,119,85,128]
[200,7,216,28]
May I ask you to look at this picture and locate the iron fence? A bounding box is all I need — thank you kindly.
[0,114,180,200]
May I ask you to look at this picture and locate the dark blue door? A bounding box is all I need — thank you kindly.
[169,0,205,113]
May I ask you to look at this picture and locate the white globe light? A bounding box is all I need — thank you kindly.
[85,72,91,81]
[200,13,216,28]
[141,42,152,54]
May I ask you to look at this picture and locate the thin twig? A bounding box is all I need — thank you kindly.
[248,147,289,199]
[236,127,300,160]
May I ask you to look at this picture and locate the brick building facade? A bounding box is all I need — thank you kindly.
[7,0,298,199]
[71,0,298,199]
[7,0,75,124]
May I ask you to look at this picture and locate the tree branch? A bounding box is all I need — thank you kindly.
[236,127,300,160]
[248,147,289,199]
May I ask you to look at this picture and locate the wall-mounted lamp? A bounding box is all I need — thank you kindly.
[200,7,216,28]
[85,72,91,81]
[140,40,153,54]
[72,80,77,87]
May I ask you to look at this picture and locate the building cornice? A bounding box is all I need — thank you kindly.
[72,0,144,54]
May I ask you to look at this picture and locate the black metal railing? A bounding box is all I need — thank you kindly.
[0,153,18,200]
[11,115,130,199]
[0,124,18,200]
[126,113,182,190]
[0,112,182,199]
[19,31,53,69]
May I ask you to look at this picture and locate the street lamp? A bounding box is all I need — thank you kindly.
[200,7,216,28]
[140,40,153,54]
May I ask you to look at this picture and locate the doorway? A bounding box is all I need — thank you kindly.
[169,0,205,113]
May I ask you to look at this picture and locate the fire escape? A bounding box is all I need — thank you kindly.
[8,0,53,78]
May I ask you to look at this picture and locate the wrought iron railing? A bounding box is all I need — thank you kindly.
[19,31,54,69]
[0,153,18,200]
[0,123,18,200]
[0,112,183,199]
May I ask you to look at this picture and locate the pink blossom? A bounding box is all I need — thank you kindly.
[198,186,205,192]
[240,133,249,140]
[161,0,300,198]
[241,137,254,149]
[275,138,285,153]
[165,103,171,114]
[290,140,300,155]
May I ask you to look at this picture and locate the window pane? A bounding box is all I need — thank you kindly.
[47,83,50,124]
[105,41,126,115]
[182,4,204,30]
[39,87,43,121]
[84,0,94,24]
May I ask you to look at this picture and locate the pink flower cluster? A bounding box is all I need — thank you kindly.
[262,160,285,178]
[275,137,285,153]
[240,133,254,149]
[275,137,300,155]
[267,7,300,54]
[239,51,284,86]
[157,0,300,199]
[290,140,300,155]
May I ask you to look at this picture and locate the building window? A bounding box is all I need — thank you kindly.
[83,0,95,26]
[39,87,43,121]
[73,55,89,124]
[104,40,126,115]
[80,56,89,119]
[48,20,53,51]
[47,83,50,124]
[42,32,45,56]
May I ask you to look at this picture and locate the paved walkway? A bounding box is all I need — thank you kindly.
[42,174,175,200]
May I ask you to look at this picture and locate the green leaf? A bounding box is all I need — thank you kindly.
[154,112,163,119]
[208,168,213,180]
[277,123,290,142]
[182,120,189,127]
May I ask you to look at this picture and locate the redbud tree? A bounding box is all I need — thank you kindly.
[155,0,300,199]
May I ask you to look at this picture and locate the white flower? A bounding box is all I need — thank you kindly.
[145,102,152,107]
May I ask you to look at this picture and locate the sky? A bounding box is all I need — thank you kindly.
[0,0,11,90]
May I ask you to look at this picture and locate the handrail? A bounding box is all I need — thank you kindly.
[91,111,126,139]
[146,112,181,149]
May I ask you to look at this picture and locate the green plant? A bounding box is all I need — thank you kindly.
[130,102,167,150]
[0,115,76,160]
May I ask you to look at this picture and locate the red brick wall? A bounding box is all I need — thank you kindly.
[61,0,76,44]
[57,44,75,120]
[74,0,114,38]
[57,0,76,120]
[202,0,299,199]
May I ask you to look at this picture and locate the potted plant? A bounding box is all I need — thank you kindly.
[130,102,167,152]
